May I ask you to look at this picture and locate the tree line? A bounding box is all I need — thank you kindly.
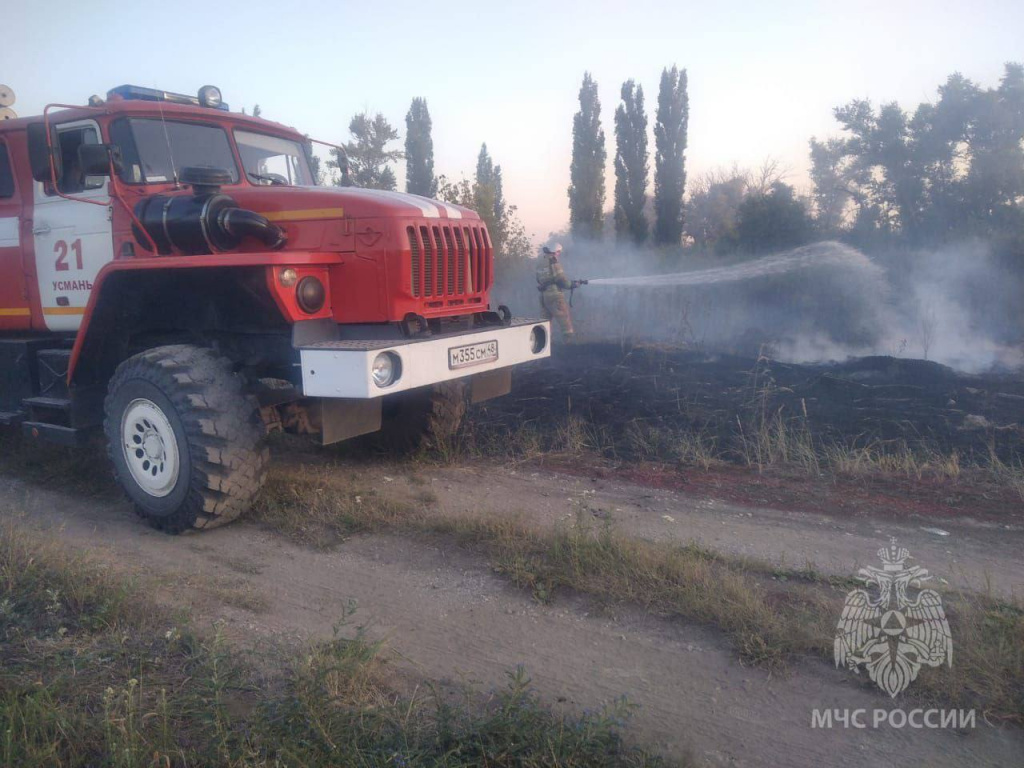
[569,62,1024,260]
[311,61,1023,264]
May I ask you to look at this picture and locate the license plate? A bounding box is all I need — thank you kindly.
[448,340,498,370]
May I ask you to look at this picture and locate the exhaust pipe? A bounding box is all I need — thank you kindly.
[219,208,287,250]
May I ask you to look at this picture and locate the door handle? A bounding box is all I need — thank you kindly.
[32,224,52,235]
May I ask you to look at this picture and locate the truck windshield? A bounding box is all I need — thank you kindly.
[110,118,239,184]
[235,130,315,186]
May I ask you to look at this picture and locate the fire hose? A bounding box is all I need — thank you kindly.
[569,279,589,307]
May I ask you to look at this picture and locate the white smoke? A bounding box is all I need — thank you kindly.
[491,238,1023,373]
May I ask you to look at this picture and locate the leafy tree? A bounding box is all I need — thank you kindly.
[734,182,812,253]
[654,65,689,247]
[808,137,853,233]
[962,64,1024,233]
[436,174,474,207]
[302,136,326,185]
[832,99,925,238]
[568,72,607,240]
[613,80,650,245]
[686,168,748,251]
[811,63,1024,245]
[329,112,403,190]
[405,98,437,197]
[308,153,325,185]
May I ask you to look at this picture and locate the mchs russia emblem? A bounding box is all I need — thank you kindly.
[835,539,953,697]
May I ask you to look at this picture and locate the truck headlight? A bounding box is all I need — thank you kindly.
[296,276,326,313]
[530,325,548,354]
[372,352,400,388]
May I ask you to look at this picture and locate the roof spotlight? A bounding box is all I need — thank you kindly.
[198,85,223,109]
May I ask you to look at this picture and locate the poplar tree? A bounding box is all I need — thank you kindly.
[613,80,650,245]
[405,97,437,197]
[568,72,607,240]
[654,65,689,246]
[474,144,509,248]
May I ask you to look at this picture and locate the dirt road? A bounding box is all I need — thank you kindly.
[356,460,1024,599]
[2,463,1022,767]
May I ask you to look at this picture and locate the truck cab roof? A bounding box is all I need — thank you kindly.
[0,96,302,142]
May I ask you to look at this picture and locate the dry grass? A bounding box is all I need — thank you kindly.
[467,407,1024,500]
[253,465,417,548]
[0,522,682,767]
[488,515,832,670]
[625,419,717,467]
[736,408,820,474]
[987,454,1024,502]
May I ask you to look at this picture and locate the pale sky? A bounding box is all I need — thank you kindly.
[5,0,1023,240]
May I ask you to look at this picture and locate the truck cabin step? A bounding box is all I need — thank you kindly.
[22,396,72,428]
[22,396,72,411]
[0,410,25,427]
[21,388,104,429]
[22,421,91,447]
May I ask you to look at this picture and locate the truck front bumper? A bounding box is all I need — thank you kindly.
[298,318,551,399]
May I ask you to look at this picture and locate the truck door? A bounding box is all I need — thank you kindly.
[32,119,113,332]
[0,139,30,330]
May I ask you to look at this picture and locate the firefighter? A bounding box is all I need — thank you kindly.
[536,243,580,341]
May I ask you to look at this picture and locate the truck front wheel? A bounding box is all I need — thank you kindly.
[375,380,468,453]
[103,345,268,533]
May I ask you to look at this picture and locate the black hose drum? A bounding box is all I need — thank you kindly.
[133,166,286,255]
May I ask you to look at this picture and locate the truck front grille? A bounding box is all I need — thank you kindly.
[407,222,492,301]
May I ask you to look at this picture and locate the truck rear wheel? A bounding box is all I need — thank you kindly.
[375,380,468,453]
[103,345,268,533]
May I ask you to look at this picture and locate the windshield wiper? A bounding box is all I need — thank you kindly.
[247,170,289,186]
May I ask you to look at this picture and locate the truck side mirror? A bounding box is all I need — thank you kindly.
[27,122,60,183]
[78,143,123,176]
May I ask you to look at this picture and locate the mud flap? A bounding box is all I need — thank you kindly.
[470,369,512,404]
[320,398,382,445]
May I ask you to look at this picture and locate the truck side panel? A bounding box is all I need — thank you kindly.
[0,133,31,330]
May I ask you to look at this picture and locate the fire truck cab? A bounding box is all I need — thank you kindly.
[0,85,550,533]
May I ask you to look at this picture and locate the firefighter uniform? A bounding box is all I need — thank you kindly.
[536,248,575,340]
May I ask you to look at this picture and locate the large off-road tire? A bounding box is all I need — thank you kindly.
[374,380,468,453]
[103,345,268,533]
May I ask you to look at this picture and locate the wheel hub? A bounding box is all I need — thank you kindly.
[121,398,180,497]
[142,433,163,460]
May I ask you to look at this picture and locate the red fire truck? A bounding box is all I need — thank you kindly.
[0,84,550,533]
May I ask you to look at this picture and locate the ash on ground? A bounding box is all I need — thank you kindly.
[475,343,1024,464]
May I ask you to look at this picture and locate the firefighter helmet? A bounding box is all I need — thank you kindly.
[542,243,563,259]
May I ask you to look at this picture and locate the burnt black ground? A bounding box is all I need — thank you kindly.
[473,343,1024,462]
